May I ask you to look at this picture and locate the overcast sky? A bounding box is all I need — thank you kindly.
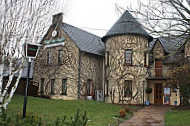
[55,0,147,37]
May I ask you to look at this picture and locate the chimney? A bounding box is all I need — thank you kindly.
[52,13,63,25]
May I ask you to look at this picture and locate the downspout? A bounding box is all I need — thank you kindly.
[78,50,82,99]
[143,80,145,106]
[102,58,105,102]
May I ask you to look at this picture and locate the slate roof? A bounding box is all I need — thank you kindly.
[61,23,105,56]
[149,37,187,54]
[149,36,188,64]
[102,10,153,42]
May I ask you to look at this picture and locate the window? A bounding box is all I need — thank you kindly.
[124,80,132,97]
[62,79,67,95]
[86,79,92,96]
[155,59,163,77]
[40,78,44,93]
[144,52,147,67]
[106,51,109,66]
[51,79,55,94]
[105,80,109,96]
[58,50,63,64]
[125,50,133,65]
[47,52,51,65]
[187,56,190,64]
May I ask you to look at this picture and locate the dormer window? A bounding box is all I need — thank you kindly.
[125,49,133,66]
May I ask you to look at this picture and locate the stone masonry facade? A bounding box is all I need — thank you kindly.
[104,35,149,104]
[33,12,190,105]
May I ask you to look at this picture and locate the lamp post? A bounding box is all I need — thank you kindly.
[23,58,31,118]
[22,43,40,118]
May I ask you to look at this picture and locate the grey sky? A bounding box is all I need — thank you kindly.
[55,0,146,37]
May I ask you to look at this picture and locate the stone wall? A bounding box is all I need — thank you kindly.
[149,40,171,77]
[33,25,79,100]
[152,41,165,59]
[34,24,104,100]
[80,53,104,99]
[104,34,149,104]
[185,40,190,57]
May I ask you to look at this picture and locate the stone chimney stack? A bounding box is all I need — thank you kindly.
[52,13,63,25]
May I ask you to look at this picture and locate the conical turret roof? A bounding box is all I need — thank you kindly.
[102,10,152,42]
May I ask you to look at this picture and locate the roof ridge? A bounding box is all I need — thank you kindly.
[62,22,101,39]
[102,10,152,42]
[60,22,105,56]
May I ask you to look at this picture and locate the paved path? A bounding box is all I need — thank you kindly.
[119,105,173,126]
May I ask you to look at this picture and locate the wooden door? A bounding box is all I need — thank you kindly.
[155,59,163,77]
[154,83,163,105]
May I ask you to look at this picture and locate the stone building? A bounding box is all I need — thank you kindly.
[33,13,104,100]
[147,37,189,105]
[101,10,153,104]
[34,11,190,105]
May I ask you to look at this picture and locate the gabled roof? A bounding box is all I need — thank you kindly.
[61,23,105,56]
[102,10,152,42]
[149,36,188,64]
[149,37,187,54]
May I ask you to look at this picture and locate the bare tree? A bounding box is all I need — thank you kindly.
[0,0,61,113]
[167,64,190,105]
[125,0,190,39]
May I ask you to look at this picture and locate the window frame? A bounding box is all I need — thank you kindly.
[106,51,109,66]
[105,80,109,96]
[86,79,92,96]
[144,52,147,67]
[51,79,55,94]
[40,78,44,93]
[47,52,51,65]
[187,56,190,64]
[58,50,63,65]
[125,49,133,66]
[62,79,67,95]
[124,80,132,97]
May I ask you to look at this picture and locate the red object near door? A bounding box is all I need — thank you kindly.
[155,59,163,77]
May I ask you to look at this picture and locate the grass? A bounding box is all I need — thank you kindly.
[6,95,132,126]
[165,110,190,126]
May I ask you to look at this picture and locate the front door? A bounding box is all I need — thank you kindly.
[154,83,163,105]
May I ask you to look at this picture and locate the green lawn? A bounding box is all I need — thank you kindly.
[165,110,190,126]
[6,95,132,126]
